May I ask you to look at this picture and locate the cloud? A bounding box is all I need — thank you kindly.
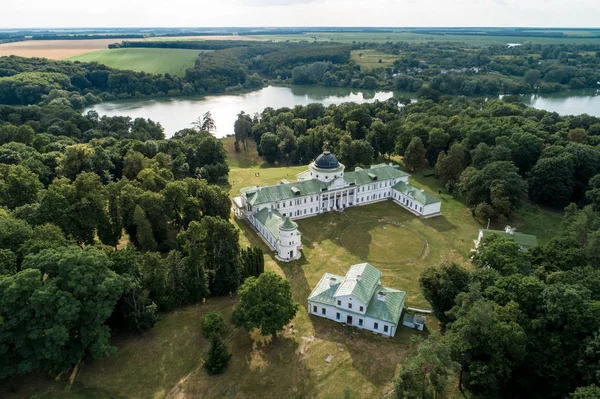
[235,0,317,6]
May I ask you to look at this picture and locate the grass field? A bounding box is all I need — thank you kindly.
[350,49,398,70]
[3,138,564,399]
[68,48,204,76]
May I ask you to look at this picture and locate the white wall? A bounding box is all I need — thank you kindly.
[423,202,441,216]
[308,300,399,337]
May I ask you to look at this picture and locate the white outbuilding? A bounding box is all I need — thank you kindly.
[307,263,406,337]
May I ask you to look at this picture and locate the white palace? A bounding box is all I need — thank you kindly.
[232,151,442,261]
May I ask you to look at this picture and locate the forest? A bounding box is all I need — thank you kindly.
[0,97,268,379]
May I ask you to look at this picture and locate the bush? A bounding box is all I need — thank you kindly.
[202,311,226,338]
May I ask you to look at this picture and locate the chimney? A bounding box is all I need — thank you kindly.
[356,274,361,281]
[329,277,337,287]
[505,226,516,235]
[377,291,386,302]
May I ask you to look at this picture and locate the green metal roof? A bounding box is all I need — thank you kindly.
[365,285,406,324]
[307,273,345,306]
[242,179,328,206]
[242,164,410,206]
[333,263,382,305]
[280,217,297,231]
[344,164,409,186]
[253,208,284,239]
[307,266,406,324]
[393,181,441,205]
[480,229,538,248]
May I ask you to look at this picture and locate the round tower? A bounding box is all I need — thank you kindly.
[278,217,300,261]
[308,151,345,182]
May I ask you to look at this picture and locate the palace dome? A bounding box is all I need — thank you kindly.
[314,151,340,169]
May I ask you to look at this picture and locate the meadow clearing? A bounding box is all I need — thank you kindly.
[3,137,563,399]
[350,49,398,70]
[69,48,206,77]
[0,38,145,59]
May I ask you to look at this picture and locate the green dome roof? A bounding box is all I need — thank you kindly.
[280,217,297,230]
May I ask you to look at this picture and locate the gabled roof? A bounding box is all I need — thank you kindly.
[334,263,381,305]
[393,181,441,205]
[253,208,284,239]
[307,273,344,306]
[479,229,538,248]
[344,164,408,186]
[308,265,407,324]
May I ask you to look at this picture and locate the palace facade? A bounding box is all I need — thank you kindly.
[232,151,441,261]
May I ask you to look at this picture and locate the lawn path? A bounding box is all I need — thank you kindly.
[164,329,240,399]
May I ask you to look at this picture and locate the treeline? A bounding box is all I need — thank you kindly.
[0,100,267,379]
[0,56,186,106]
[239,95,600,220]
[358,41,600,94]
[404,203,600,398]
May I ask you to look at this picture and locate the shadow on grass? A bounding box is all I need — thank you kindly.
[239,334,316,399]
[309,314,424,388]
[420,215,456,233]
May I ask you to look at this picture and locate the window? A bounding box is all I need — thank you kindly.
[359,306,364,312]
[384,325,389,333]
[336,312,340,320]
[304,198,306,203]
[359,319,363,326]
[313,306,317,313]
[374,322,379,330]
[337,300,341,306]
[348,303,352,309]
[322,308,326,315]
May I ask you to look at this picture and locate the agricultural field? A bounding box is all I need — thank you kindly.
[69,48,205,76]
[4,138,563,399]
[350,49,398,70]
[0,38,144,59]
[250,31,600,45]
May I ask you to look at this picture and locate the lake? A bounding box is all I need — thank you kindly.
[85,86,600,138]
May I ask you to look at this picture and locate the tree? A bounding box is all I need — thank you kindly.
[459,161,527,218]
[0,164,43,209]
[204,333,231,375]
[394,333,456,399]
[133,205,157,251]
[231,272,299,339]
[201,111,216,133]
[404,137,427,172]
[202,311,226,338]
[240,247,265,280]
[586,174,600,211]
[0,246,125,377]
[529,153,575,207]
[571,385,600,399]
[259,133,279,164]
[472,234,531,276]
[234,111,252,151]
[446,289,527,397]
[435,142,466,187]
[524,69,541,86]
[420,262,470,328]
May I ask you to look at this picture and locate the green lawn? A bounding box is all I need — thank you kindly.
[350,49,398,70]
[5,141,564,399]
[68,48,205,76]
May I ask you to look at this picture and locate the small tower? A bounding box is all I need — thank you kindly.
[278,217,301,261]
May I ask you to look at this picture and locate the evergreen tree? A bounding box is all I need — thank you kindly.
[204,333,231,375]
[133,205,157,251]
[403,137,427,172]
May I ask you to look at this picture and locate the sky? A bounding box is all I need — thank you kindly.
[2,0,599,29]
